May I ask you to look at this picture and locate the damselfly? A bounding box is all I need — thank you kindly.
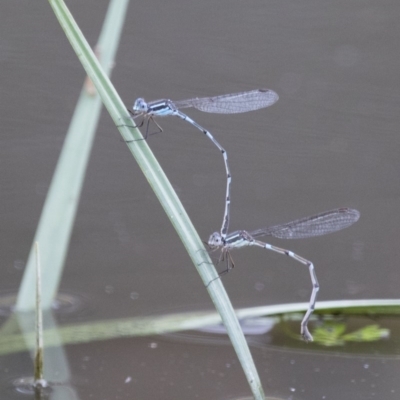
[207,207,360,341]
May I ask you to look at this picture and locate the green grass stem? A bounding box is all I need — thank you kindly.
[46,0,265,398]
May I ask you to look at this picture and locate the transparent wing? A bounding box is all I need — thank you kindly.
[250,208,360,239]
[172,89,279,114]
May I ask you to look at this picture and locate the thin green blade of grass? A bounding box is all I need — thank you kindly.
[3,299,400,356]
[48,1,265,398]
[34,242,44,383]
[16,0,130,311]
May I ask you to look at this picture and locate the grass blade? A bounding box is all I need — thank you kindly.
[47,0,266,397]
[16,0,130,311]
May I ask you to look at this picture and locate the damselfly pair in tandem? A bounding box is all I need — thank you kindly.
[128,89,359,341]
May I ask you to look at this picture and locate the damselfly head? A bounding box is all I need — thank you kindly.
[132,98,148,114]
[208,232,223,249]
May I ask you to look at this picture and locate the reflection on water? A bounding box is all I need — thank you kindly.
[12,376,51,396]
[0,292,89,318]
[1,306,400,399]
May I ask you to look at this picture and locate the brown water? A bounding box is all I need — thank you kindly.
[1,0,400,398]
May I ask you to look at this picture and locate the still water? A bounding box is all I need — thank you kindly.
[1,0,400,398]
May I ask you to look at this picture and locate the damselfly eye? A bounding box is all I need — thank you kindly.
[132,98,147,113]
[208,232,222,247]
